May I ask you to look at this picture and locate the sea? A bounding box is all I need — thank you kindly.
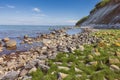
[0,25,82,55]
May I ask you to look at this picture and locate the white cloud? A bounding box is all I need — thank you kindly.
[33,8,40,12]
[7,5,15,8]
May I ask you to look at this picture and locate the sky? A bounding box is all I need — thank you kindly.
[0,0,100,25]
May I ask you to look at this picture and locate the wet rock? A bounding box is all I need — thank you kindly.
[5,40,17,48]
[2,37,10,42]
[2,71,19,80]
[110,65,120,71]
[24,35,29,39]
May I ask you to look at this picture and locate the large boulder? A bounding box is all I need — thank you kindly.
[2,37,10,42]
[2,71,19,80]
[5,40,17,48]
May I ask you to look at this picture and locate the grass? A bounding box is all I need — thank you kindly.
[90,0,110,14]
[31,29,120,80]
[75,16,89,26]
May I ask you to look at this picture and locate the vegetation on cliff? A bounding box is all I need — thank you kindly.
[76,0,111,26]
[90,0,110,14]
[75,16,89,26]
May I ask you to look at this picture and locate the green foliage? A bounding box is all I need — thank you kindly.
[75,16,89,26]
[90,0,110,14]
[30,68,44,80]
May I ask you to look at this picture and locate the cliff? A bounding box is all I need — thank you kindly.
[76,0,120,28]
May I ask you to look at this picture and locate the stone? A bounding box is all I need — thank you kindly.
[37,55,47,60]
[24,35,29,39]
[42,39,51,44]
[58,66,70,71]
[38,64,50,72]
[28,67,37,74]
[75,68,82,72]
[19,69,28,77]
[0,47,3,52]
[41,46,47,50]
[109,58,120,64]
[2,37,10,42]
[5,40,17,48]
[110,65,120,71]
[115,52,120,57]
[87,55,93,59]
[2,71,19,80]
[79,45,84,51]
[94,52,101,56]
[57,72,68,79]
[0,57,3,64]
[0,41,2,47]
[22,76,32,80]
[25,61,37,69]
[89,61,98,66]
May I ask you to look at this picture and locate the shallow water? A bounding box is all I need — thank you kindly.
[0,25,82,55]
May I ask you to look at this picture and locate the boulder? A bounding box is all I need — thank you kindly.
[28,67,37,74]
[2,37,10,42]
[5,40,17,48]
[110,65,120,71]
[42,39,51,44]
[109,58,120,64]
[19,69,28,77]
[58,66,70,71]
[2,71,19,80]
[38,64,50,72]
[57,72,68,79]
[79,45,84,51]
[24,35,29,39]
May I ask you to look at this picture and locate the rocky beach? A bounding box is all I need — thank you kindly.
[0,26,120,80]
[0,0,120,80]
[0,27,99,79]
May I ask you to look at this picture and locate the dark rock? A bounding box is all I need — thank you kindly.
[38,64,50,72]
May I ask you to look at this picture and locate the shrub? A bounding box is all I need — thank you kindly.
[76,16,89,26]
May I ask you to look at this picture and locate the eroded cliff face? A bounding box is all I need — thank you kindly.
[79,0,120,28]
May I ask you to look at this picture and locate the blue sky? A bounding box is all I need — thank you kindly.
[0,0,100,25]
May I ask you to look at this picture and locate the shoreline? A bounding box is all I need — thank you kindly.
[0,27,97,79]
[0,28,119,80]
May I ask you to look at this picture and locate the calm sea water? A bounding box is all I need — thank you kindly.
[0,25,82,55]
